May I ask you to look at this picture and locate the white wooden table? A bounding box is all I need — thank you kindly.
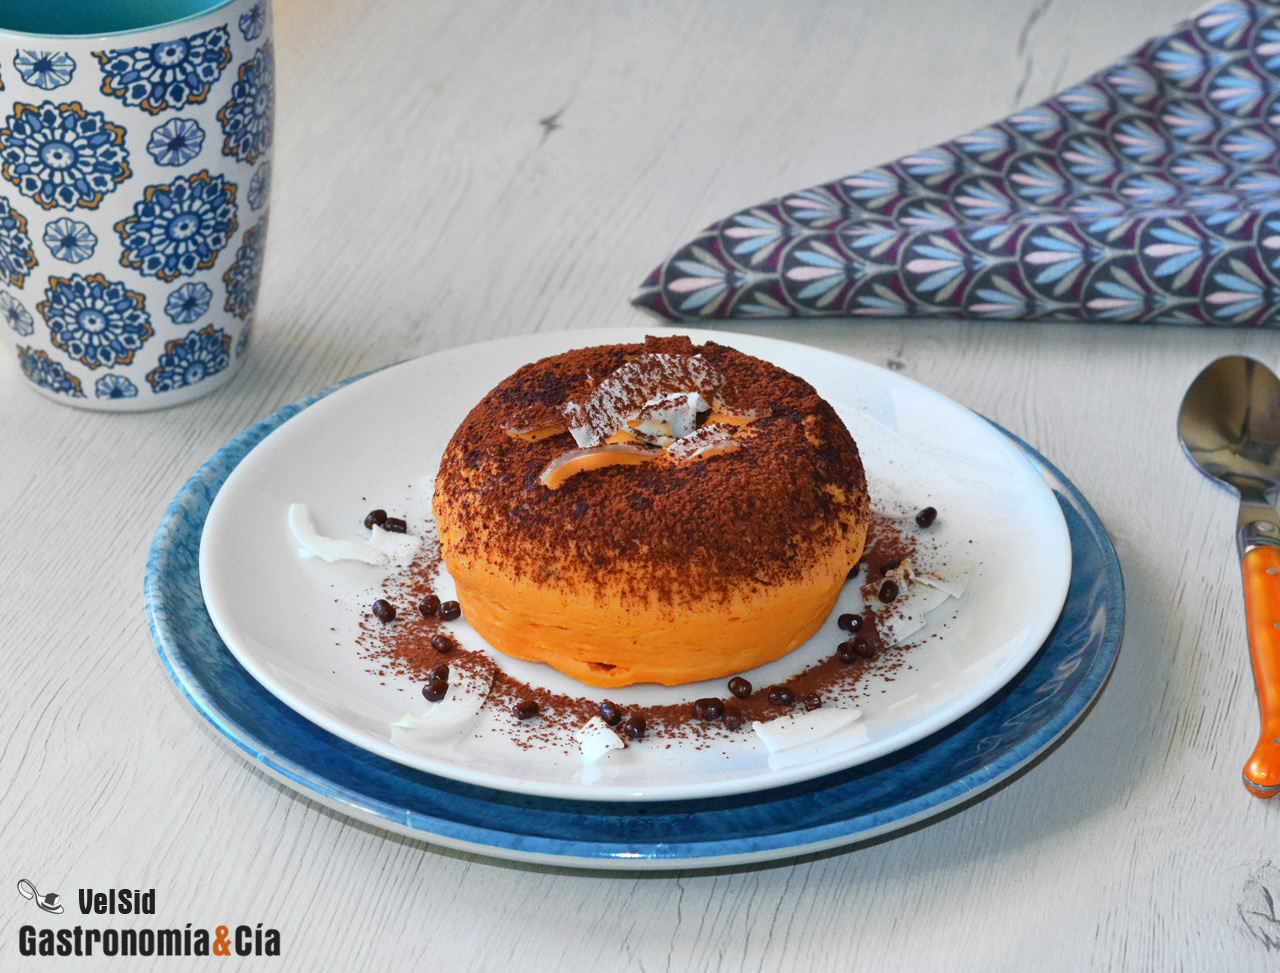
[5,0,1280,968]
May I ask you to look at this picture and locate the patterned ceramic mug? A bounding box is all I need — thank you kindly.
[0,0,272,410]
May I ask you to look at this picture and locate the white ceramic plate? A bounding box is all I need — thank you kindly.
[199,328,1071,802]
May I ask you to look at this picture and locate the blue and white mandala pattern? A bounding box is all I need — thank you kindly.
[115,171,237,281]
[0,101,131,210]
[146,324,231,392]
[94,373,137,399]
[38,273,154,369]
[247,162,270,210]
[93,27,232,115]
[146,118,205,167]
[43,217,96,262]
[636,0,1280,327]
[17,344,83,397]
[223,217,266,319]
[0,290,33,335]
[239,3,266,42]
[0,195,37,286]
[165,281,212,324]
[217,43,273,164]
[14,51,76,90]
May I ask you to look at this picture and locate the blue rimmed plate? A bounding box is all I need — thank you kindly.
[145,336,1123,869]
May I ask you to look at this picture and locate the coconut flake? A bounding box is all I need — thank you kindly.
[916,564,971,600]
[390,666,494,741]
[288,503,388,566]
[538,443,660,487]
[561,354,727,447]
[752,708,862,752]
[627,391,708,445]
[367,524,423,566]
[573,716,626,763]
[878,561,970,645]
[666,424,740,461]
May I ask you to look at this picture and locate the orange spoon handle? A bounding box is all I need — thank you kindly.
[1240,543,1280,798]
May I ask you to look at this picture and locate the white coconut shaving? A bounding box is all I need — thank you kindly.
[287,503,422,567]
[561,353,727,447]
[573,716,626,763]
[752,707,863,753]
[391,666,494,742]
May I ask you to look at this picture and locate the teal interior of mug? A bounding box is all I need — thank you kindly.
[0,0,236,37]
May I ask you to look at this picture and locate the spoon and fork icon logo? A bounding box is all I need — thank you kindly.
[17,879,63,914]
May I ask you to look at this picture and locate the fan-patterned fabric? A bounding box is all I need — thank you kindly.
[635,0,1280,326]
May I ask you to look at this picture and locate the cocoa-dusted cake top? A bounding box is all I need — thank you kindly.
[434,336,868,603]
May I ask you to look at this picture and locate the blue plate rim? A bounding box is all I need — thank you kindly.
[144,363,1125,869]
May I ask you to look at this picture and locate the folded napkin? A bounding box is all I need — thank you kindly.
[635,0,1280,326]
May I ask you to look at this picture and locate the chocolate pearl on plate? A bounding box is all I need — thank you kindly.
[692,697,724,721]
[915,506,938,528]
[430,633,454,653]
[803,694,822,711]
[363,508,387,529]
[439,600,462,621]
[422,679,448,702]
[727,676,752,699]
[854,637,878,659]
[767,686,795,707]
[621,716,647,740]
[878,579,899,604]
[837,641,859,664]
[837,613,862,632]
[371,599,396,623]
[599,701,622,726]
[427,663,449,683]
[417,594,441,618]
[514,700,539,720]
[722,706,744,732]
[381,517,407,533]
[847,564,861,580]
[879,559,901,576]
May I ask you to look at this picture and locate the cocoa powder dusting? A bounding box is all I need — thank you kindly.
[359,511,932,749]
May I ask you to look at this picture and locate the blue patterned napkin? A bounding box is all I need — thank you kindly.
[635,0,1280,326]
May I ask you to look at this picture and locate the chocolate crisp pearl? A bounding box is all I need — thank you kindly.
[837,613,862,632]
[363,509,387,529]
[621,716,646,740]
[371,599,396,623]
[417,595,441,618]
[878,579,899,604]
[727,677,752,699]
[381,517,408,533]
[599,701,622,727]
[879,559,901,576]
[915,506,938,528]
[767,686,796,707]
[803,694,822,711]
[439,601,462,621]
[514,700,539,720]
[722,706,744,731]
[854,637,878,659]
[427,663,449,682]
[837,641,859,664]
[692,698,724,721]
[422,679,448,702]
[430,634,454,653]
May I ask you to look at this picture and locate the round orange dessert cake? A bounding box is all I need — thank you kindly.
[432,335,869,688]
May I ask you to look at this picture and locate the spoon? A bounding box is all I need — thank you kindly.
[1179,355,1280,798]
